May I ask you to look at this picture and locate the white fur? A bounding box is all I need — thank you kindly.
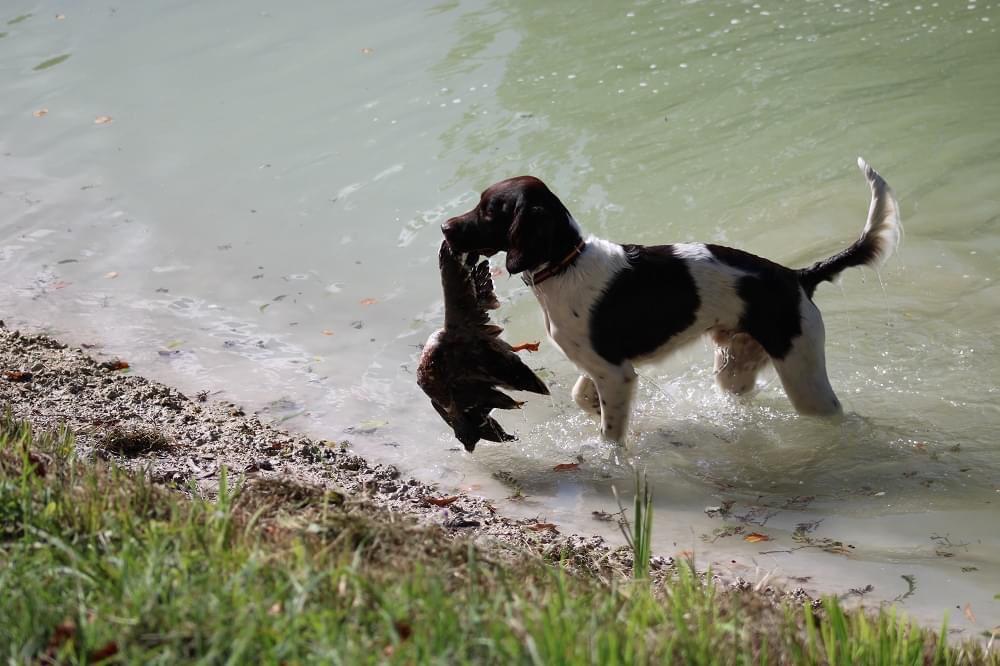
[530,241,841,446]
[484,161,898,446]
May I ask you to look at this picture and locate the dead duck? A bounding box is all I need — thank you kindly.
[417,240,549,451]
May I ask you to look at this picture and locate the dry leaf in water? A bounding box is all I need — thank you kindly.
[33,108,48,118]
[104,271,119,279]
[526,523,557,532]
[321,329,334,336]
[552,462,579,472]
[511,341,541,353]
[360,47,374,55]
[424,496,459,507]
[744,532,771,543]
[963,603,977,624]
[94,115,112,125]
[359,297,377,305]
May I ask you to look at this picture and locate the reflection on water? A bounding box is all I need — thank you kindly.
[1,0,998,634]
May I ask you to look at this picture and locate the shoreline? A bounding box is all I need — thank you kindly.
[0,320,646,580]
[4,320,1000,650]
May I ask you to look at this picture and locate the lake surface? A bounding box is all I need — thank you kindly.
[2,0,998,636]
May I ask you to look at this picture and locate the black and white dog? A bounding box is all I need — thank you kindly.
[441,159,901,445]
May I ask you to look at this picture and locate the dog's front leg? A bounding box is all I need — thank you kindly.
[588,362,638,445]
[571,375,601,416]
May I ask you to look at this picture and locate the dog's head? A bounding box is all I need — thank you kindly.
[441,176,578,275]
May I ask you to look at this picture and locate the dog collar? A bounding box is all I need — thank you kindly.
[523,240,586,287]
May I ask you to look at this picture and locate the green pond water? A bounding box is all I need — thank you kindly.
[1,0,998,636]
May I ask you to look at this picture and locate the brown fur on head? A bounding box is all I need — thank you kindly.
[441,176,582,276]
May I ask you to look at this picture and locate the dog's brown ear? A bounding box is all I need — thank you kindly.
[505,202,552,275]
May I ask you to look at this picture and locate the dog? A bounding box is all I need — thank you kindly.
[441,158,901,445]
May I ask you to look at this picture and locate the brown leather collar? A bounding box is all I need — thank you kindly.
[524,240,586,286]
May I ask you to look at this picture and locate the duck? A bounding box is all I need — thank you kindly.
[417,240,549,451]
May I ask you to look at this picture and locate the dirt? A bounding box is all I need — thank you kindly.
[0,322,643,576]
[0,320,812,602]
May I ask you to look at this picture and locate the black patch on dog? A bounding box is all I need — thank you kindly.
[590,245,700,365]
[706,244,803,359]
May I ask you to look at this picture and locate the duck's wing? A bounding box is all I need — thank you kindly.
[429,399,456,429]
[476,414,517,443]
[478,341,550,395]
[466,386,524,411]
[472,259,500,313]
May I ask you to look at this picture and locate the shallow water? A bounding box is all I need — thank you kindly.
[2,0,998,635]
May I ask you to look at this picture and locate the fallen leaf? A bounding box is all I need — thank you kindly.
[349,419,388,434]
[360,297,377,305]
[94,115,112,125]
[44,619,79,656]
[423,495,459,507]
[511,341,541,353]
[26,452,48,476]
[56,14,65,20]
[964,603,977,624]
[87,641,119,663]
[360,47,374,55]
[33,108,48,117]
[322,329,334,336]
[33,54,70,71]
[3,370,33,382]
[395,620,413,640]
[104,271,119,279]
[53,280,71,289]
[744,533,771,543]
[552,462,579,472]
[526,523,557,532]
[100,359,129,371]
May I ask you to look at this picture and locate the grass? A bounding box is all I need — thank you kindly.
[614,470,654,579]
[1,413,996,664]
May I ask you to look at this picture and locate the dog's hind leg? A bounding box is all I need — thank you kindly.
[770,301,843,416]
[572,375,602,416]
[713,331,770,395]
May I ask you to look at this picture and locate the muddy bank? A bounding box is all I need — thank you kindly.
[1,320,821,603]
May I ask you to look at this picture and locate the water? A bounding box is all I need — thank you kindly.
[2,0,998,634]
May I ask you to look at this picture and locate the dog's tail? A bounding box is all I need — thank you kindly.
[797,158,901,299]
